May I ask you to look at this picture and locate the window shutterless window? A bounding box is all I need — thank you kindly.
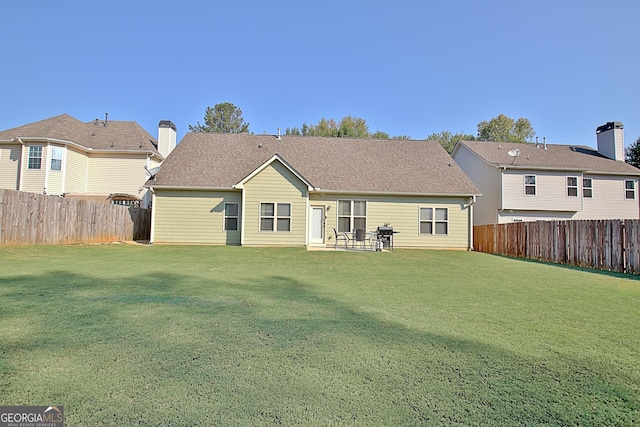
[337,200,366,233]
[50,146,63,171]
[28,146,42,169]
[583,178,592,198]
[224,203,239,231]
[625,180,636,200]
[567,176,578,197]
[276,203,291,232]
[524,175,536,195]
[419,207,448,235]
[260,202,291,232]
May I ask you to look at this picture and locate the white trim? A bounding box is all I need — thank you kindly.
[44,143,50,193]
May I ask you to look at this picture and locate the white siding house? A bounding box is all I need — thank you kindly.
[452,123,640,225]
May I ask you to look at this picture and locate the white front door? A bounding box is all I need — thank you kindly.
[310,206,325,245]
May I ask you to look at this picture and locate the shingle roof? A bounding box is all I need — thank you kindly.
[0,114,160,155]
[151,133,481,196]
[456,140,640,175]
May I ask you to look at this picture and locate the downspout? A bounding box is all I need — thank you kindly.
[240,188,246,246]
[44,142,50,194]
[17,138,24,191]
[149,187,156,243]
[468,196,476,251]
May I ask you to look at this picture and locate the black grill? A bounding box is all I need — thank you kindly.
[376,226,394,251]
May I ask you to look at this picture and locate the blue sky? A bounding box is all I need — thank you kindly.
[2,0,639,149]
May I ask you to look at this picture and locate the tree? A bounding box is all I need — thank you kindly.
[476,114,535,143]
[626,136,640,168]
[337,116,369,138]
[426,131,476,153]
[288,116,372,138]
[371,130,390,139]
[189,102,250,133]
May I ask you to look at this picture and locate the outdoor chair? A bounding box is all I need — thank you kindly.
[354,228,367,250]
[333,228,349,249]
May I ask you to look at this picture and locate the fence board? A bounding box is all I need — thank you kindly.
[0,189,150,246]
[474,219,640,274]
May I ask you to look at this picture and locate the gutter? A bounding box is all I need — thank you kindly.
[496,164,640,176]
[146,184,238,191]
[6,137,162,160]
[16,138,24,191]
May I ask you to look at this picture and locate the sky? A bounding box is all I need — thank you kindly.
[2,0,639,150]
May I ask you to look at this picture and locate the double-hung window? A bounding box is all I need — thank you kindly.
[28,146,42,170]
[566,176,578,197]
[260,202,291,232]
[337,200,366,233]
[419,207,448,235]
[50,146,63,171]
[583,178,593,198]
[524,175,536,195]
[625,180,636,200]
[224,203,239,231]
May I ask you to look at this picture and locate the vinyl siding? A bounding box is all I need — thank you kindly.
[498,210,575,223]
[65,147,88,193]
[310,193,472,249]
[0,145,20,190]
[575,175,639,219]
[21,144,46,192]
[44,144,64,195]
[87,154,148,195]
[152,189,242,244]
[452,145,499,225]
[502,170,582,212]
[242,161,308,246]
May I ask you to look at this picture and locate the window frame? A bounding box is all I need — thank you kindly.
[583,178,593,198]
[566,176,578,197]
[224,202,239,231]
[50,146,63,171]
[625,180,636,200]
[28,146,43,170]
[524,174,536,196]
[419,207,448,235]
[337,200,367,233]
[259,202,291,232]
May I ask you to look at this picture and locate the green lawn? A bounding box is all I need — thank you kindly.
[0,245,639,426]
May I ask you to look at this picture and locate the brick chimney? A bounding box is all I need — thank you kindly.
[157,120,177,159]
[596,121,624,161]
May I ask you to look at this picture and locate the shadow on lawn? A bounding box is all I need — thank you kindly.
[1,269,638,426]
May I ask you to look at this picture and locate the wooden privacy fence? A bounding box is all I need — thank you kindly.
[0,189,151,246]
[474,220,640,274]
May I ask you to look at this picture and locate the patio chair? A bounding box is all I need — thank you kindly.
[333,228,349,249]
[354,228,367,250]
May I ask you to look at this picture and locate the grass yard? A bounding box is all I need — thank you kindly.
[0,244,639,426]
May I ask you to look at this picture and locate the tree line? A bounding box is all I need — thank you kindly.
[189,103,640,167]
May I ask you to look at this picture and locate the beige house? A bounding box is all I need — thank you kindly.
[147,133,481,249]
[451,122,640,225]
[0,114,176,207]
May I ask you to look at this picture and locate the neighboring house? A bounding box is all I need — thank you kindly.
[147,133,481,249]
[0,114,176,207]
[451,122,640,225]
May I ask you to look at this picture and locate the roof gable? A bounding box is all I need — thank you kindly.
[455,140,640,176]
[151,133,481,196]
[235,154,314,190]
